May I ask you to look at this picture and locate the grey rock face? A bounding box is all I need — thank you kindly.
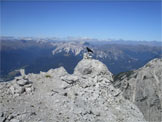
[74,56,113,82]
[113,58,162,122]
[8,75,34,96]
[0,54,146,122]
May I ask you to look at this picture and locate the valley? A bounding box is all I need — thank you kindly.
[0,38,162,81]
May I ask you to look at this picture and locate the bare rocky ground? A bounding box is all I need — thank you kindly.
[0,54,146,122]
[113,58,162,122]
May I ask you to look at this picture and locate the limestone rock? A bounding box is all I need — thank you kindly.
[74,57,113,82]
[10,119,20,122]
[61,75,79,84]
[19,69,25,77]
[47,66,68,77]
[8,76,34,96]
[113,58,162,122]
[16,79,29,86]
[83,53,92,59]
[0,57,146,122]
[10,84,25,95]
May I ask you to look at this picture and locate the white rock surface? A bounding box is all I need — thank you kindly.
[0,54,146,122]
[113,58,162,122]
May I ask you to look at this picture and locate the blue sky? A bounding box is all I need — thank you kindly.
[1,1,161,41]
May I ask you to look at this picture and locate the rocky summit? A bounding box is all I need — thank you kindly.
[0,53,146,122]
[113,58,162,122]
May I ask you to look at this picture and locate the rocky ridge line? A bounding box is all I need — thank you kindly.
[0,53,146,122]
[113,58,162,122]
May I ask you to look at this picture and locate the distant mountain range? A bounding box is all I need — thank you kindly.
[0,37,162,81]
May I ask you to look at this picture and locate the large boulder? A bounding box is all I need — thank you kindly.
[74,56,113,82]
